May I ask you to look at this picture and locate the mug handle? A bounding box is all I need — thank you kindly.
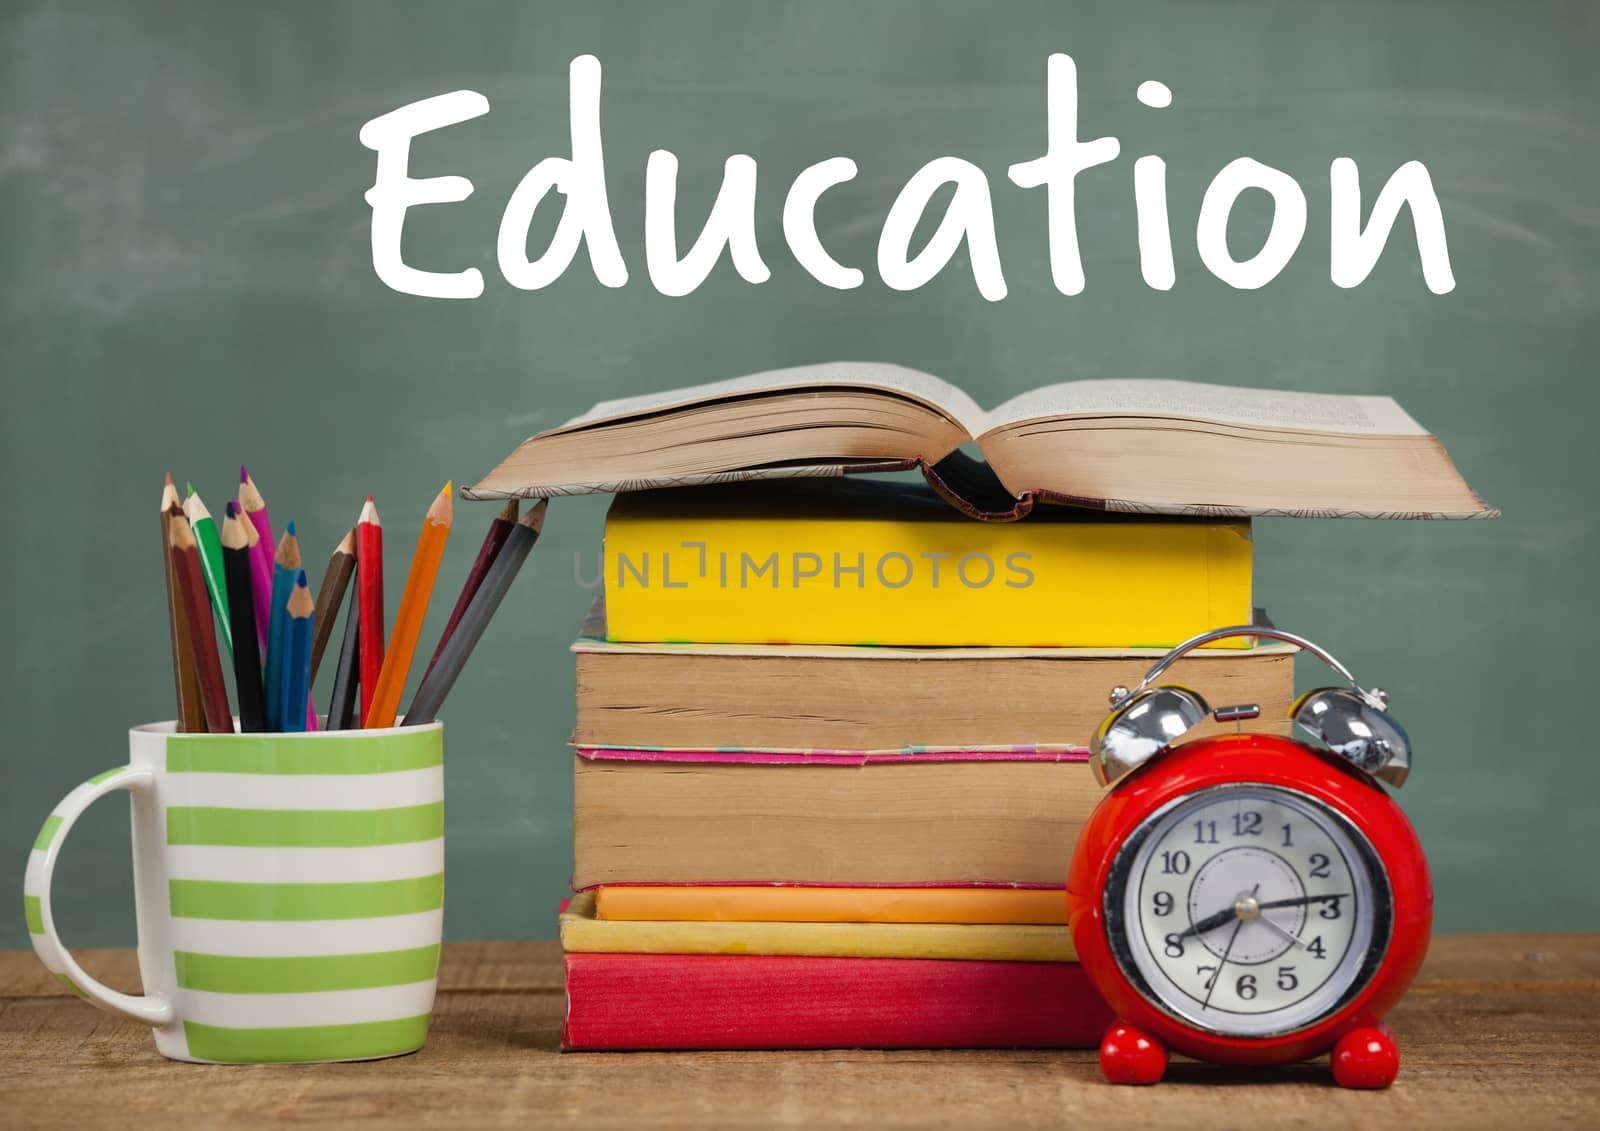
[22,766,174,1026]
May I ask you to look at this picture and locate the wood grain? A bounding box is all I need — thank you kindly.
[2,936,1596,1129]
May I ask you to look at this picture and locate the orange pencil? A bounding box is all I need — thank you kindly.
[365,483,453,728]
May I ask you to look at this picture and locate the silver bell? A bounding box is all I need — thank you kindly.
[1292,687,1411,788]
[1090,686,1210,787]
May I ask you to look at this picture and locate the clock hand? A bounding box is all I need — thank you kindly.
[1201,883,1258,1010]
[1257,893,1350,910]
[1254,910,1308,950]
[1175,905,1238,941]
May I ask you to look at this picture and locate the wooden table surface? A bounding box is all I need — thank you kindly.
[2,935,1596,1129]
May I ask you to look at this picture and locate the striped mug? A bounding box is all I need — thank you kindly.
[23,720,444,1063]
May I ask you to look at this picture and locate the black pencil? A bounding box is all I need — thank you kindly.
[326,561,361,731]
[220,504,267,732]
[405,500,546,725]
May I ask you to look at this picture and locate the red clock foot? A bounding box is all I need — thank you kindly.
[1332,1025,1400,1089]
[1099,1021,1167,1085]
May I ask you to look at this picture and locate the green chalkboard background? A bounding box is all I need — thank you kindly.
[2,0,1595,950]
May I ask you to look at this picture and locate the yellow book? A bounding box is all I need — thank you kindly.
[603,479,1252,647]
[560,892,1076,963]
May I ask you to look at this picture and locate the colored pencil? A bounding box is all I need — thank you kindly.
[220,503,267,732]
[366,483,454,728]
[421,499,517,686]
[280,571,315,734]
[263,523,302,730]
[169,514,234,733]
[326,565,362,731]
[407,500,546,726]
[161,475,205,732]
[310,529,356,686]
[238,467,274,643]
[240,507,272,648]
[356,497,385,725]
[184,487,232,658]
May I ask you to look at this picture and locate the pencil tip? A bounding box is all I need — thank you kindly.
[286,519,296,536]
[525,497,549,532]
[240,465,249,483]
[185,481,195,497]
[164,471,174,486]
[296,569,308,587]
[427,483,454,524]
[366,494,373,503]
[225,500,238,518]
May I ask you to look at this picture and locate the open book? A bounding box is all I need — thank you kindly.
[465,363,1496,520]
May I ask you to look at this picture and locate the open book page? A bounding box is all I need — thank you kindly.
[553,362,989,439]
[984,379,1429,437]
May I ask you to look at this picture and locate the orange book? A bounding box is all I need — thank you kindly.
[594,885,1067,925]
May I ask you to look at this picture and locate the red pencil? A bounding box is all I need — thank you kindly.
[170,514,234,733]
[420,499,517,686]
[356,496,384,725]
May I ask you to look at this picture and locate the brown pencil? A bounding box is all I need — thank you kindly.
[161,475,205,732]
[310,529,356,686]
[169,513,234,733]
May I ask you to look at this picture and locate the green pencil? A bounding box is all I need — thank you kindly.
[184,486,233,658]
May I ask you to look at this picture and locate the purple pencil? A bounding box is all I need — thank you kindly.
[231,501,274,650]
[238,470,273,566]
[239,467,275,641]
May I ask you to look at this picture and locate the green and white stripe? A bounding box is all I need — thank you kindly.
[24,724,445,1064]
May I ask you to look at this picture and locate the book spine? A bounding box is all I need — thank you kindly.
[603,512,1254,649]
[561,953,1113,1050]
[592,884,1070,924]
[575,747,1091,765]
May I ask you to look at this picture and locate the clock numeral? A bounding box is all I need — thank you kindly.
[1152,891,1174,917]
[1319,896,1343,920]
[1307,935,1327,959]
[1232,811,1263,837]
[1196,965,1218,990]
[1192,820,1218,845]
[1309,853,1332,879]
[1160,850,1192,875]
[1276,966,1299,991]
[1236,974,1257,1000]
[1163,933,1185,958]
[1281,823,1294,847]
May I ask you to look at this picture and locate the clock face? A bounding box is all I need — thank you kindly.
[1106,784,1392,1038]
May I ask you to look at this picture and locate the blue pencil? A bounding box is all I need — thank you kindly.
[280,570,314,734]
[263,521,301,730]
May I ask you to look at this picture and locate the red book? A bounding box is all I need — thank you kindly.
[562,952,1112,1051]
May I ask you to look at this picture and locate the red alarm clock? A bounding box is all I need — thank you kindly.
[1068,626,1431,1089]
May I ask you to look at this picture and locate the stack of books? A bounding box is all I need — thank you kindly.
[466,363,1491,1052]
[557,480,1297,1050]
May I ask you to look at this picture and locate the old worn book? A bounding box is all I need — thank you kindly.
[560,892,1075,962]
[562,951,1113,1050]
[599,479,1255,647]
[572,749,1101,888]
[573,600,1296,752]
[593,885,1069,924]
[467,362,1495,519]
